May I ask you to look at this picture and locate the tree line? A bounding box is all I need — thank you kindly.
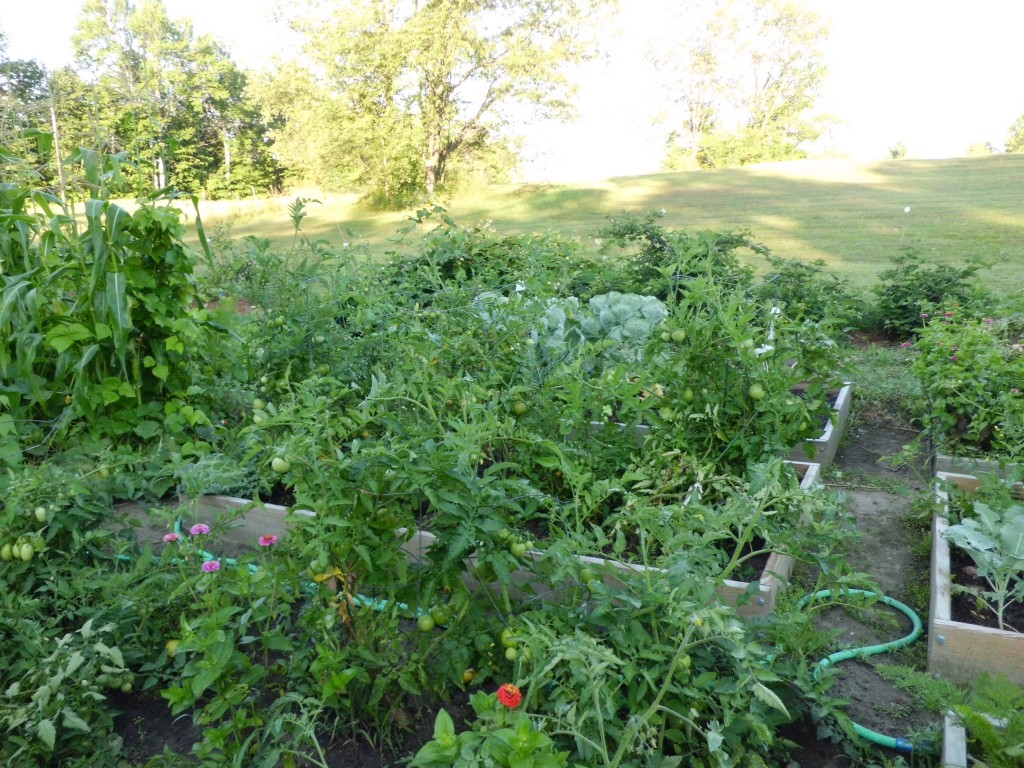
[3,0,1023,208]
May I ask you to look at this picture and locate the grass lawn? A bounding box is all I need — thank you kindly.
[191,155,1024,297]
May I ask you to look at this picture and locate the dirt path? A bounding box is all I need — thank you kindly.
[785,417,944,766]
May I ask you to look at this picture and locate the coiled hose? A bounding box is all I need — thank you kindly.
[798,588,933,754]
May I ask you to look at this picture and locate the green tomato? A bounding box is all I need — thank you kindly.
[0,544,12,561]
[417,614,436,633]
[660,331,671,342]
[504,647,519,661]
[509,541,527,558]
[34,506,47,523]
[271,457,291,473]
[430,605,451,626]
[512,401,528,417]
[683,389,695,403]
[501,628,518,649]
[314,335,326,344]
[748,383,766,401]
[670,329,686,343]
[253,398,267,411]
[252,413,265,425]
[19,543,34,562]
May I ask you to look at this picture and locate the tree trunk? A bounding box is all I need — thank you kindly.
[223,126,231,184]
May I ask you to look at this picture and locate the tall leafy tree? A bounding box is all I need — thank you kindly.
[273,0,607,205]
[72,0,279,196]
[1007,114,1024,153]
[653,0,830,169]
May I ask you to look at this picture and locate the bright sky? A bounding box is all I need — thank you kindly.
[3,0,1023,182]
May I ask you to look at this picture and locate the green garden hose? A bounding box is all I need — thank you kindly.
[798,588,932,754]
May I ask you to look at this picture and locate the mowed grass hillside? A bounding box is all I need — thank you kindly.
[194,155,1024,297]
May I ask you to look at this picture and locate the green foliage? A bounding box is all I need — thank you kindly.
[943,499,1024,631]
[752,256,859,329]
[0,619,130,765]
[598,212,763,299]
[0,198,867,765]
[871,249,992,339]
[954,674,1024,768]
[411,693,568,768]
[1006,114,1024,153]
[69,0,280,197]
[910,314,1024,457]
[656,0,830,170]
[0,167,216,459]
[272,0,605,204]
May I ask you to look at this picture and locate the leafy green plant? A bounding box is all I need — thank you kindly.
[753,255,859,329]
[0,158,216,459]
[411,687,568,768]
[0,619,131,765]
[954,673,1024,768]
[942,500,1024,631]
[872,249,992,339]
[910,313,1024,457]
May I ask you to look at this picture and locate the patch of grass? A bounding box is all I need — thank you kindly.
[842,343,921,429]
[188,155,1024,299]
[875,665,968,715]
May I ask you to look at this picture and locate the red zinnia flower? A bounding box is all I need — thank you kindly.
[497,683,522,709]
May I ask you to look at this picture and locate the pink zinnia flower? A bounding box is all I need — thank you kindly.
[162,533,179,543]
[950,355,958,362]
[258,534,279,547]
[189,523,210,536]
[201,560,221,573]
[900,341,912,349]
[919,313,929,319]
[984,318,994,324]
[944,312,954,317]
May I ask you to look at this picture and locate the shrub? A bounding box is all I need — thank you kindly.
[752,256,859,329]
[911,313,1024,457]
[872,249,992,339]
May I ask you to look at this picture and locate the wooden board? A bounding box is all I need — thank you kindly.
[941,713,968,768]
[928,473,1024,686]
[789,382,853,470]
[934,454,1021,477]
[405,462,820,619]
[186,462,819,619]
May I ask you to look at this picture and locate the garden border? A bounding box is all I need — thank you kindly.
[787,382,852,469]
[179,462,820,620]
[928,471,1024,687]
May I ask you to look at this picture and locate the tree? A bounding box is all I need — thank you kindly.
[1007,114,1024,153]
[653,0,830,169]
[274,0,606,205]
[72,0,279,197]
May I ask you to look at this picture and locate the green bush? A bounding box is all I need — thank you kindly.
[872,249,992,339]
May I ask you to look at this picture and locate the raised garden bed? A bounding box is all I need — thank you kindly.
[928,471,1024,686]
[178,462,820,620]
[787,382,852,470]
[934,454,1022,477]
[586,381,851,470]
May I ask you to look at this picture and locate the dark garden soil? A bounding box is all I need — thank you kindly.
[112,417,959,767]
[949,547,1024,632]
